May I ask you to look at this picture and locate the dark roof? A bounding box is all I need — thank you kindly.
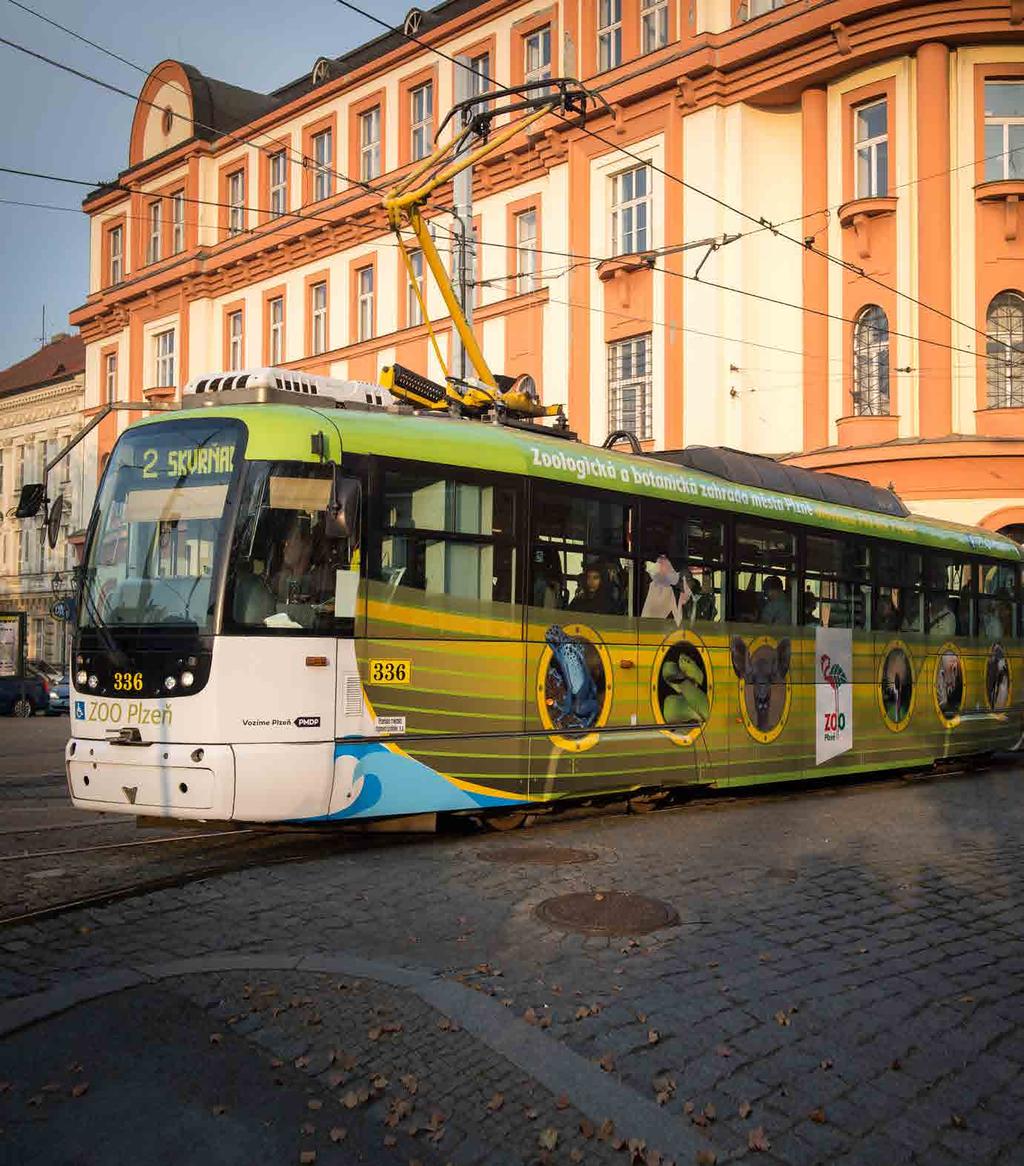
[649,445,911,518]
[182,64,281,141]
[0,333,85,400]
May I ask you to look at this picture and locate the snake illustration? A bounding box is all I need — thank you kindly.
[545,626,601,729]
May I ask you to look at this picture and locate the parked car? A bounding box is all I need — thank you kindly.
[0,673,50,717]
[47,674,70,716]
[27,658,63,685]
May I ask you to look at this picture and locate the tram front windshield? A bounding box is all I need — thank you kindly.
[79,418,244,634]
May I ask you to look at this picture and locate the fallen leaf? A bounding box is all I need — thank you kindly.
[556,1093,570,1110]
[70,1083,89,1099]
[612,1136,627,1150]
[42,1083,61,1094]
[401,1074,418,1094]
[307,1099,322,1111]
[538,1128,558,1151]
[579,1118,594,1139]
[26,1095,44,1107]
[301,1122,315,1135]
[570,1150,584,1163]
[341,1091,360,1109]
[211,1104,227,1116]
[329,1128,346,1143]
[890,1058,902,1071]
[819,1059,833,1071]
[0,1082,10,1093]
[959,995,975,1004]
[327,1072,346,1088]
[294,1056,310,1069]
[703,1102,716,1122]
[384,1135,397,1148]
[739,1101,753,1119]
[539,1015,551,1029]
[368,1027,382,1041]
[371,1074,388,1091]
[808,1107,826,1124]
[636,1011,648,1023]
[598,1119,615,1141]
[647,1029,660,1045]
[523,1106,538,1121]
[714,1045,732,1058]
[683,1101,695,1116]
[486,1092,504,1113]
[299,1152,316,1165]
[598,1052,615,1072]
[773,1010,790,1027]
[209,1033,222,1045]
[270,1059,284,1069]
[748,1127,770,1152]
[696,1150,717,1165]
[951,1113,966,1129]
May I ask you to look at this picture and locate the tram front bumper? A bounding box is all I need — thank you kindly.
[66,739,234,819]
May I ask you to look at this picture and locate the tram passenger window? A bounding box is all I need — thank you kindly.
[978,562,1017,641]
[733,523,796,625]
[374,467,517,606]
[638,501,723,624]
[924,555,971,637]
[875,547,922,633]
[804,536,869,629]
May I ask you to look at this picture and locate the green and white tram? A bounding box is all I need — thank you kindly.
[65,368,1023,826]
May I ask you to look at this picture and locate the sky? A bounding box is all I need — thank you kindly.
[0,0,416,371]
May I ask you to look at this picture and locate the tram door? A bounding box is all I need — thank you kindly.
[525,485,639,800]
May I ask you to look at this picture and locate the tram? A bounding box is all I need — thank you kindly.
[64,367,1022,826]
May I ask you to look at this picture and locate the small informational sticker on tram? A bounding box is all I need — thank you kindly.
[375,715,406,735]
[294,716,321,728]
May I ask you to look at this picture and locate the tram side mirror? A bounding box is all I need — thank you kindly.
[325,468,361,550]
[15,483,46,519]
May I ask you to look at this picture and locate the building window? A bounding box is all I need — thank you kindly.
[311,282,328,355]
[641,0,668,53]
[171,191,185,254]
[403,250,425,328]
[108,224,123,285]
[986,291,1024,408]
[359,106,381,182]
[515,209,538,294]
[984,82,1024,181]
[608,335,652,440]
[228,169,245,235]
[852,305,890,416]
[268,151,287,217]
[748,0,788,15]
[854,99,888,199]
[410,82,434,162]
[104,352,117,403]
[357,266,374,341]
[524,26,551,87]
[312,130,333,202]
[147,200,162,265]
[15,445,23,491]
[467,52,491,109]
[154,329,176,387]
[228,310,244,370]
[268,296,284,364]
[611,164,650,255]
[598,0,622,72]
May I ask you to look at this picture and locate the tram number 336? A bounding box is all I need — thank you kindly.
[368,660,411,684]
[113,671,144,692]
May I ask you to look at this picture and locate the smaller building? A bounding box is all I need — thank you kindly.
[0,334,87,668]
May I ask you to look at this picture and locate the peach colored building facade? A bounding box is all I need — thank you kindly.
[70,0,1024,536]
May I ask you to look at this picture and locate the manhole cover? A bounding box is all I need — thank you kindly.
[534,891,679,936]
[480,846,598,865]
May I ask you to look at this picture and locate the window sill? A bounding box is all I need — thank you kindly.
[974,181,1024,241]
[975,406,1024,437]
[144,385,177,404]
[597,253,655,282]
[835,413,900,447]
[837,196,897,229]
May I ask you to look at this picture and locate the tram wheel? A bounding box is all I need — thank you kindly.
[12,699,32,718]
[487,811,528,831]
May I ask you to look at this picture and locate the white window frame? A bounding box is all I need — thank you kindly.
[104,352,117,403]
[405,251,424,327]
[468,53,491,109]
[171,190,185,254]
[515,209,538,295]
[154,328,176,387]
[312,130,333,202]
[854,99,888,199]
[311,282,328,355]
[147,200,162,265]
[357,266,374,341]
[852,305,890,416]
[410,82,434,162]
[986,291,1024,408]
[984,81,1024,182]
[598,0,622,72]
[524,26,552,87]
[607,334,652,440]
[359,106,381,182]
[269,151,287,218]
[641,0,668,53]
[268,297,284,364]
[109,224,123,284]
[228,170,245,235]
[611,164,651,256]
[748,0,788,15]
[228,310,244,370]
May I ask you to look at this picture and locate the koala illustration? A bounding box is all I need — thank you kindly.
[731,636,791,733]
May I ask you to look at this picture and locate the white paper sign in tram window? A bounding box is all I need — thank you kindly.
[815,627,853,765]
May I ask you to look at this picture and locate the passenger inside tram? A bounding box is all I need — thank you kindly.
[760,575,790,624]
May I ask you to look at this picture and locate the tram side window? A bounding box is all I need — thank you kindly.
[637,500,723,624]
[373,466,517,605]
[924,554,972,637]
[733,522,796,625]
[875,546,923,633]
[803,535,870,629]
[979,561,1018,641]
[531,487,631,616]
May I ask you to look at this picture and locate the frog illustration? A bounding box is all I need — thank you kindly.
[545,625,601,729]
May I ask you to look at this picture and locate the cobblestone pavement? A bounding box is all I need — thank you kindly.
[3,763,1024,1164]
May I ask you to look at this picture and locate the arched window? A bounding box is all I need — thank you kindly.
[986,292,1024,408]
[852,305,890,416]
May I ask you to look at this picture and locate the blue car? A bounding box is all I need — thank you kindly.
[0,673,50,717]
[48,674,70,716]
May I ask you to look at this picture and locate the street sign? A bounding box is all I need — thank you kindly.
[51,598,73,622]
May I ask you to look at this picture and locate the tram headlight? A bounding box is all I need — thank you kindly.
[87,674,98,689]
[180,670,195,688]
[164,676,177,691]
[76,670,88,687]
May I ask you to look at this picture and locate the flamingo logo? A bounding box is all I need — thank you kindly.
[820,652,847,714]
